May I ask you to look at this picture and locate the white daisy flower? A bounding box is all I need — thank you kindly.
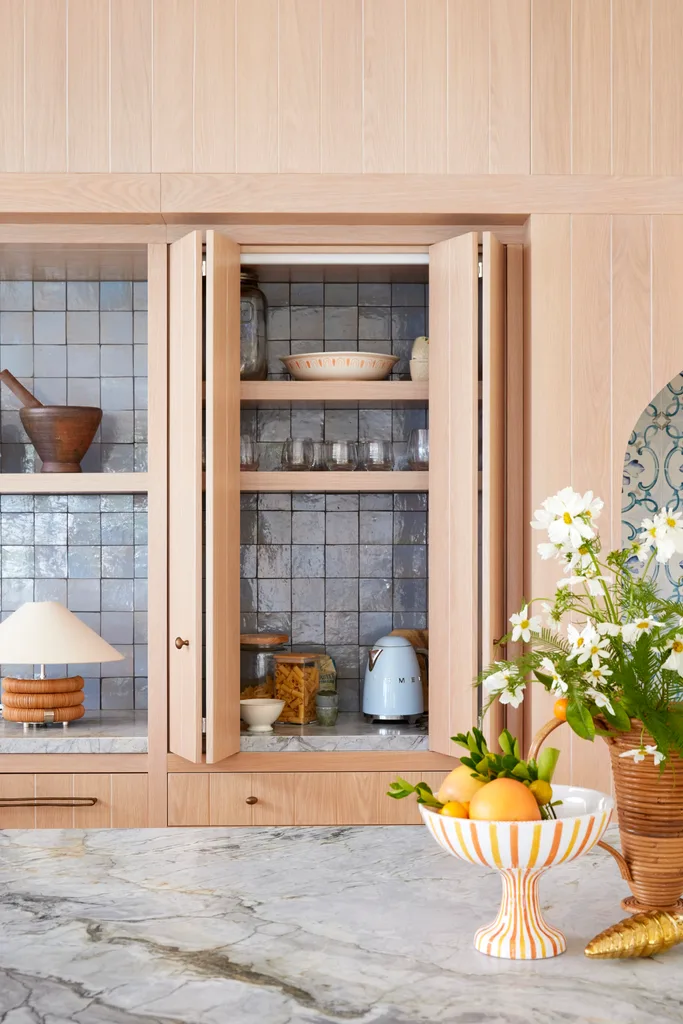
[619,747,646,763]
[498,683,526,709]
[645,745,666,766]
[509,604,542,643]
[597,622,622,637]
[621,617,662,643]
[531,487,598,550]
[483,664,519,696]
[567,623,599,665]
[664,635,683,674]
[584,680,614,714]
[539,656,568,694]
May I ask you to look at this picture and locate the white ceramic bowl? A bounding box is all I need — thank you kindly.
[280,351,399,381]
[420,784,614,960]
[239,698,285,733]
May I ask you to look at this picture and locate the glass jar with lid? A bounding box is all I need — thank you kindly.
[273,653,320,724]
[240,268,268,380]
[240,633,289,699]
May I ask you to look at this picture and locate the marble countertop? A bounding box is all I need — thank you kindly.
[0,711,148,754]
[240,711,428,751]
[0,823,680,1024]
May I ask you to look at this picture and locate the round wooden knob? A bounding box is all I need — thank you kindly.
[175,637,189,650]
[245,796,258,805]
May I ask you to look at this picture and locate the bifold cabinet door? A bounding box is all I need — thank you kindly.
[428,232,507,755]
[169,231,241,764]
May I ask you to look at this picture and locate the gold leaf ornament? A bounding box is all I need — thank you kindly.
[585,911,683,959]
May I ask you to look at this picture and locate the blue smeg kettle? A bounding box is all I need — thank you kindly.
[362,634,425,721]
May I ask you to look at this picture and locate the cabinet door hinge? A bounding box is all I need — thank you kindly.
[478,257,483,279]
[202,717,206,734]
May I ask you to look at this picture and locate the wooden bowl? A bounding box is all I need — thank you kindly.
[20,406,102,473]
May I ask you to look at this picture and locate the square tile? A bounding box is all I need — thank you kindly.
[326,645,360,679]
[291,612,324,645]
[257,407,291,442]
[241,545,257,578]
[240,578,257,613]
[101,345,133,376]
[326,545,358,577]
[101,545,134,578]
[100,312,133,345]
[2,545,34,577]
[134,312,148,346]
[325,612,358,644]
[1,312,33,345]
[325,283,357,305]
[34,312,65,345]
[358,283,391,306]
[325,578,359,611]
[0,345,33,377]
[67,345,100,376]
[34,282,66,311]
[360,493,393,511]
[290,282,322,304]
[133,283,148,310]
[326,511,358,544]
[101,579,134,611]
[358,307,391,341]
[68,513,101,545]
[135,677,148,709]
[257,578,291,612]
[101,513,134,544]
[100,677,134,710]
[100,376,133,410]
[291,306,323,340]
[392,282,425,306]
[324,306,357,341]
[100,282,132,311]
[359,612,393,645]
[292,577,325,611]
[324,409,358,441]
[338,678,360,712]
[67,282,99,310]
[34,578,67,603]
[240,510,257,545]
[66,311,99,344]
[101,611,134,644]
[258,493,291,510]
[67,546,101,578]
[261,282,290,306]
[291,544,325,577]
[257,545,291,578]
[359,578,393,612]
[360,511,393,544]
[359,544,393,577]
[291,511,325,544]
[292,493,326,511]
[1,578,34,609]
[0,282,33,311]
[266,306,290,341]
[325,494,359,511]
[258,511,292,544]
[393,579,428,611]
[34,345,66,377]
[1,513,34,544]
[393,544,428,578]
[394,510,427,544]
[34,545,67,578]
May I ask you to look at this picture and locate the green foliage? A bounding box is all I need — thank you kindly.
[386,778,443,809]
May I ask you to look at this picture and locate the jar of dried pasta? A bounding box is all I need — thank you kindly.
[240,634,288,700]
[273,653,319,724]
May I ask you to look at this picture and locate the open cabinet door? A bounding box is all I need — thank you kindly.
[168,231,203,762]
[204,231,241,763]
[428,233,507,754]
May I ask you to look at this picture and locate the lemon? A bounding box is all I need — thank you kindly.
[439,800,469,818]
[529,780,553,806]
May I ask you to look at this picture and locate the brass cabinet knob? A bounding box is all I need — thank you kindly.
[245,796,258,805]
[175,637,189,650]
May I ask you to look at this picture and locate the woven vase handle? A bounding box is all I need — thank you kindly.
[527,716,633,884]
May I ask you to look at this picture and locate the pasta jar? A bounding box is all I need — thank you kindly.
[273,653,319,724]
[240,268,268,380]
[240,634,289,700]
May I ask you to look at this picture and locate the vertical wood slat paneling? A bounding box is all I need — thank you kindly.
[194,0,235,172]
[110,0,152,171]
[67,0,109,171]
[571,0,611,173]
[531,0,571,174]
[447,0,489,173]
[0,0,24,171]
[652,216,683,400]
[278,0,321,172]
[321,0,362,172]
[235,0,278,172]
[363,0,406,173]
[489,0,530,173]
[652,0,683,174]
[612,0,651,175]
[405,0,447,173]
[152,0,194,171]
[25,0,67,171]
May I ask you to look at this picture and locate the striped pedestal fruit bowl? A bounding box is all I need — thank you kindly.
[420,785,614,959]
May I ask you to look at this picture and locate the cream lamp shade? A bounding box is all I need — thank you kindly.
[0,602,124,665]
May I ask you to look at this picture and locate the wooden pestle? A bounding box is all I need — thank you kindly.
[0,369,43,408]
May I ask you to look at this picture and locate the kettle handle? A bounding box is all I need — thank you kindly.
[368,648,383,671]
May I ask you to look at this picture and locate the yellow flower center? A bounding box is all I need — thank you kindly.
[637,621,648,630]
[563,512,573,524]
[649,527,657,537]
[585,511,592,519]
[673,641,683,653]
[579,544,589,555]
[668,517,677,528]
[576,638,585,647]
[590,645,599,654]
[591,669,601,678]
[520,619,529,629]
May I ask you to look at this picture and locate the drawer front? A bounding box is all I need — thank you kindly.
[0,773,148,829]
[168,770,450,826]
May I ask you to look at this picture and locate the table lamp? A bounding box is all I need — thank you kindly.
[0,601,124,729]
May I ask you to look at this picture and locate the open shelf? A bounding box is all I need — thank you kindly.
[240,380,428,406]
[0,472,149,494]
[239,471,428,492]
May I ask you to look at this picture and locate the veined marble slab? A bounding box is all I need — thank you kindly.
[240,711,428,751]
[0,824,680,1023]
[0,710,148,753]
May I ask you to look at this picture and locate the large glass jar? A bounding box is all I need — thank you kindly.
[240,269,268,380]
[273,653,319,724]
[240,633,288,699]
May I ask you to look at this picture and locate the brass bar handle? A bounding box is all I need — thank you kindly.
[0,797,97,808]
[245,796,258,805]
[175,637,189,650]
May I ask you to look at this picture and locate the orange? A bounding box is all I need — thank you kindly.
[436,764,486,805]
[553,697,568,722]
[469,778,542,822]
[440,801,469,818]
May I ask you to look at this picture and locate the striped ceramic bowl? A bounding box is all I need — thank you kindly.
[420,785,614,959]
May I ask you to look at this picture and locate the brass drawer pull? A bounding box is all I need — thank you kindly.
[245,796,258,805]
[175,636,189,649]
[0,797,97,808]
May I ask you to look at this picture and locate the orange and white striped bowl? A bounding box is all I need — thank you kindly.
[420,785,613,959]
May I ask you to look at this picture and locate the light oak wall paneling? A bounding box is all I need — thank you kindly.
[489,0,531,173]
[652,0,683,174]
[320,0,362,172]
[278,0,321,172]
[0,774,35,828]
[35,774,73,828]
[570,215,612,790]
[612,0,651,175]
[526,215,572,782]
[209,772,253,825]
[168,773,210,826]
[168,231,203,763]
[194,0,236,172]
[571,0,611,174]
[0,0,24,171]
[152,0,194,171]
[363,0,406,173]
[67,0,109,171]
[531,0,571,174]
[336,772,381,825]
[611,216,652,547]
[73,774,112,828]
[111,774,149,827]
[405,0,447,174]
[652,216,683,400]
[251,773,296,825]
[25,0,67,172]
[235,0,278,172]
[429,234,478,753]
[446,0,489,174]
[294,773,337,824]
[147,242,169,825]
[110,0,152,171]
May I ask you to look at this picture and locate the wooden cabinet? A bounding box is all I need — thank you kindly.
[0,774,148,829]
[168,770,449,826]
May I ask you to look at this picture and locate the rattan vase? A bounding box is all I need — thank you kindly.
[603,723,683,914]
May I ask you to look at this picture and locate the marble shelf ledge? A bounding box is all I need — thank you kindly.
[0,710,148,754]
[240,711,428,751]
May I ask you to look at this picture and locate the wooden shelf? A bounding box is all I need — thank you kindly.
[239,471,428,492]
[239,380,428,406]
[0,472,149,494]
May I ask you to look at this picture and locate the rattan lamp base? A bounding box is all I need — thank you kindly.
[1,704,85,723]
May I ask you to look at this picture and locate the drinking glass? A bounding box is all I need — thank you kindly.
[240,436,259,471]
[311,441,328,471]
[281,438,314,471]
[359,440,394,471]
[325,440,358,471]
[407,429,429,470]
